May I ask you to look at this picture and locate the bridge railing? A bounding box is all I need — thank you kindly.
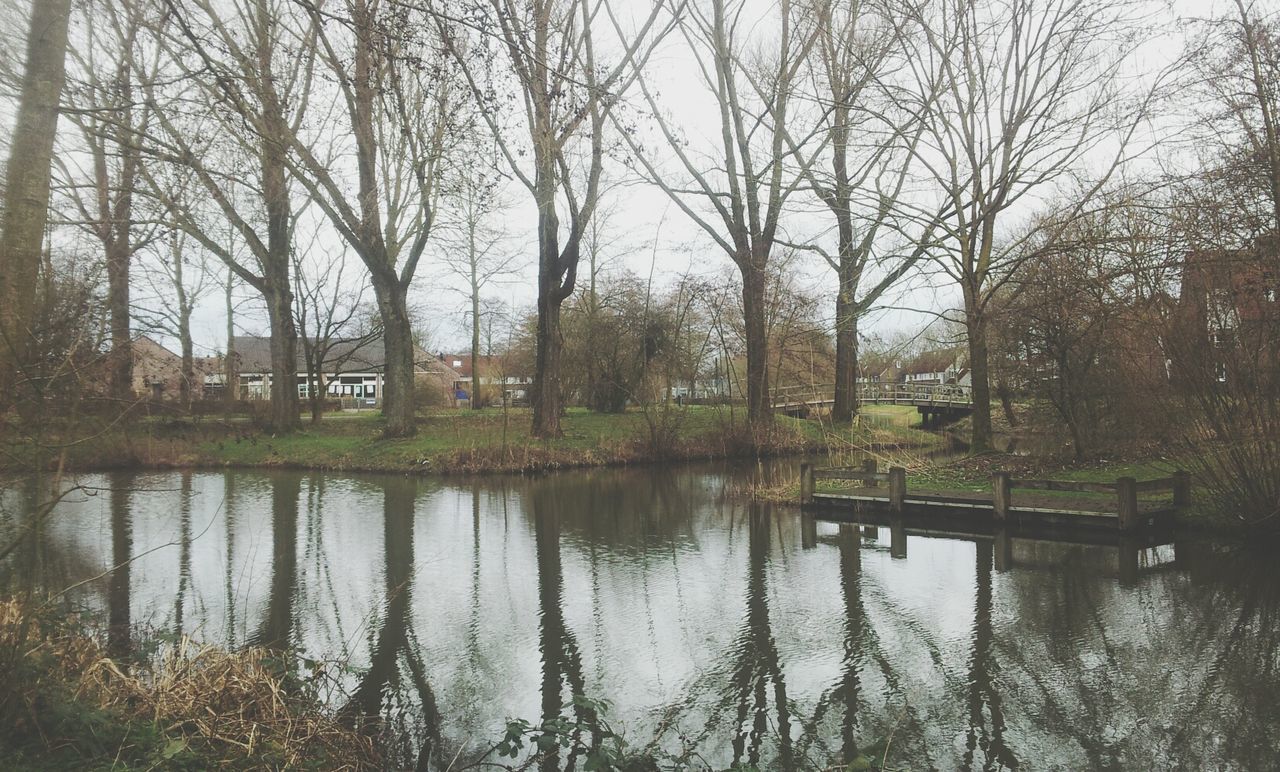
[771,381,974,408]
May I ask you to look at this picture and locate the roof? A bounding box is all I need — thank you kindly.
[131,335,180,363]
[232,335,440,374]
[903,349,963,375]
[439,353,524,378]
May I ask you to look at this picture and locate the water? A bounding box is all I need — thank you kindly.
[4,464,1278,770]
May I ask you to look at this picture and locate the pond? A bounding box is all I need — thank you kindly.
[4,463,1277,769]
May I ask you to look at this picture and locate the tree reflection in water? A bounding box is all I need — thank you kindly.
[172,471,194,639]
[107,472,135,658]
[531,484,598,772]
[721,502,793,768]
[342,476,441,771]
[19,467,1280,769]
[250,472,300,652]
[963,540,1015,770]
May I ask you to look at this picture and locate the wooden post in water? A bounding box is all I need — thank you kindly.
[800,463,814,505]
[992,472,1012,523]
[994,528,1012,571]
[1117,535,1140,584]
[1116,477,1139,531]
[890,519,907,558]
[1171,470,1191,511]
[801,513,817,550]
[888,466,906,514]
[863,525,877,538]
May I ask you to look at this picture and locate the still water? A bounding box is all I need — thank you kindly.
[5,463,1278,769]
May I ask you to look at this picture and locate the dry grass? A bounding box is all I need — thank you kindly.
[0,599,380,770]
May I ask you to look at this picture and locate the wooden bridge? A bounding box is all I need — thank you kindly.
[772,382,974,422]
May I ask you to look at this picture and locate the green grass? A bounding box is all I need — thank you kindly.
[3,404,939,476]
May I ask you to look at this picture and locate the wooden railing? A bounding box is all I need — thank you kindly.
[772,382,974,408]
[801,460,908,513]
[802,461,1192,530]
[993,471,1191,530]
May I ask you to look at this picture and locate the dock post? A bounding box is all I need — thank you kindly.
[800,463,815,505]
[994,528,1012,571]
[862,525,877,538]
[1118,535,1140,584]
[888,466,906,514]
[890,519,907,558]
[862,458,877,488]
[1171,470,1191,512]
[992,472,1011,522]
[801,513,817,550]
[1117,477,1139,531]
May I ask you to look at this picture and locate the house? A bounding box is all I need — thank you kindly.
[857,348,902,383]
[1176,238,1280,362]
[122,336,220,400]
[441,352,534,404]
[901,349,969,386]
[227,335,462,406]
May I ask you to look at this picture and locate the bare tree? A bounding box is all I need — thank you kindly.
[895,0,1161,451]
[435,0,676,437]
[1184,0,1280,235]
[134,227,213,408]
[787,0,944,424]
[144,0,313,431]
[59,0,164,404]
[291,237,376,422]
[438,156,518,409]
[618,0,822,431]
[0,0,74,407]
[267,0,467,437]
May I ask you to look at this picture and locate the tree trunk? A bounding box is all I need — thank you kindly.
[532,292,564,438]
[0,0,73,404]
[106,241,134,403]
[964,304,994,453]
[832,288,859,424]
[376,281,417,438]
[225,271,239,407]
[263,283,300,432]
[309,357,323,423]
[179,312,194,410]
[531,169,568,438]
[741,261,772,430]
[471,274,482,410]
[996,381,1018,427]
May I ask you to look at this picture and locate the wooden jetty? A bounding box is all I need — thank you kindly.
[797,513,1184,583]
[800,460,1191,532]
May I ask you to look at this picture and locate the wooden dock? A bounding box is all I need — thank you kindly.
[800,461,1191,532]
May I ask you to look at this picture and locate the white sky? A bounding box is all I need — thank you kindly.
[0,0,1252,357]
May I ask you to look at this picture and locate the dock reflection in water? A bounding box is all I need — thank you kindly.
[12,463,1280,769]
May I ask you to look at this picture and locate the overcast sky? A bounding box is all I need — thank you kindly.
[0,0,1247,357]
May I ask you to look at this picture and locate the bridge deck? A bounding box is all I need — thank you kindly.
[771,384,974,413]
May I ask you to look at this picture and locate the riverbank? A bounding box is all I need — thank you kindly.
[0,599,380,770]
[1,405,935,476]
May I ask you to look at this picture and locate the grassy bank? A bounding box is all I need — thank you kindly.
[1,404,933,476]
[0,599,379,770]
